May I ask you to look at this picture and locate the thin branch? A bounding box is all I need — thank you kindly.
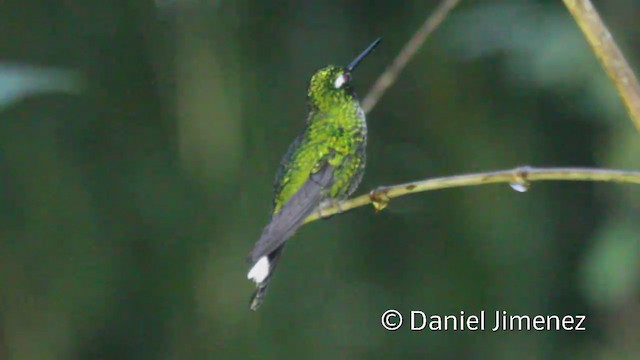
[360,0,461,114]
[303,166,640,224]
[563,0,640,132]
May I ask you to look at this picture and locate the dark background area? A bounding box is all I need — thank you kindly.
[1,0,639,359]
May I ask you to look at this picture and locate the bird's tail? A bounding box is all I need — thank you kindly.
[249,245,285,311]
[247,159,335,310]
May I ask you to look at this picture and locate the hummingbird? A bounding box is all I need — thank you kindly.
[247,38,381,311]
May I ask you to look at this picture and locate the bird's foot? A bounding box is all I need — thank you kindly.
[316,199,344,220]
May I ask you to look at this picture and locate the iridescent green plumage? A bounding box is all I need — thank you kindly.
[273,66,367,212]
[247,39,380,311]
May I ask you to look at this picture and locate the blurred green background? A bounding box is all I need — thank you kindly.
[1,0,640,359]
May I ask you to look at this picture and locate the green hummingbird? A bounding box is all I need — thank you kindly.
[247,38,381,311]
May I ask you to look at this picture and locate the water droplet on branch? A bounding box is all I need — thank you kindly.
[509,181,530,193]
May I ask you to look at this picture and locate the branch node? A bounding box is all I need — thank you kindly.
[369,188,391,212]
[509,166,532,193]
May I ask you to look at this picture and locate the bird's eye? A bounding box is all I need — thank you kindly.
[334,73,350,89]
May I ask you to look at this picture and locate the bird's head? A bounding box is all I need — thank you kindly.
[307,38,381,112]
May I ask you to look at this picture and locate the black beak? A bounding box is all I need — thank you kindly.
[346,38,381,72]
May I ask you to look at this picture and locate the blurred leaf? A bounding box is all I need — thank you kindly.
[444,1,592,85]
[581,219,640,308]
[443,1,626,124]
[0,63,83,110]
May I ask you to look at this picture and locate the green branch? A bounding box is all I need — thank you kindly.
[563,0,640,132]
[360,0,461,114]
[304,167,640,224]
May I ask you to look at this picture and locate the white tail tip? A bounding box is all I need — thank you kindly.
[247,256,270,283]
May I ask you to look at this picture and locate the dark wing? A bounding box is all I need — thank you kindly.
[249,158,335,262]
[247,158,334,310]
